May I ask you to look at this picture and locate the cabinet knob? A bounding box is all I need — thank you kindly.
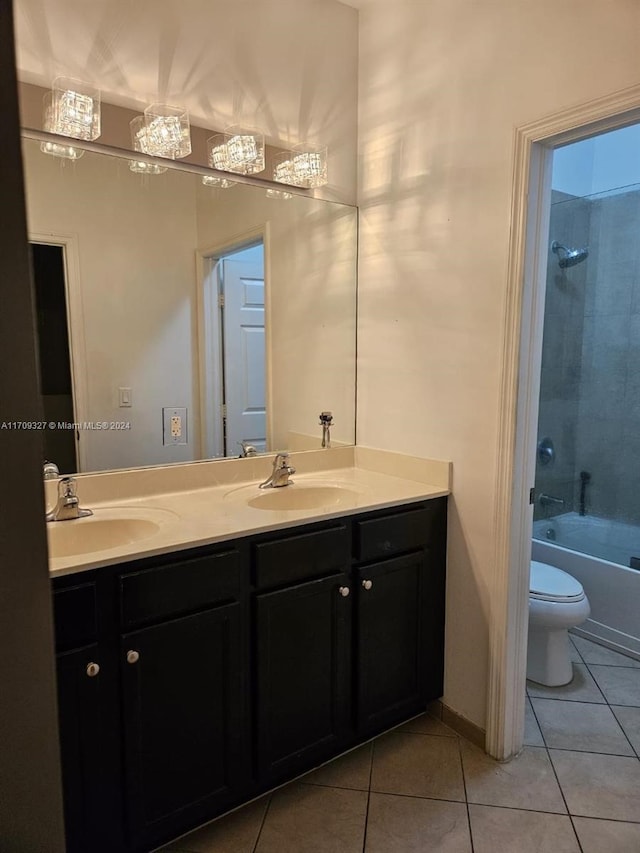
[126,650,140,665]
[362,579,373,591]
[86,662,100,677]
[339,586,350,598]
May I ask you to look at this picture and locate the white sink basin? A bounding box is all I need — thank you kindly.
[232,483,361,511]
[47,508,176,558]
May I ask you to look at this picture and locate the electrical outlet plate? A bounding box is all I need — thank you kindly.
[163,407,187,445]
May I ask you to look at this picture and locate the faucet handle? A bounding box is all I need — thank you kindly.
[273,452,290,467]
[58,476,77,499]
[43,460,60,480]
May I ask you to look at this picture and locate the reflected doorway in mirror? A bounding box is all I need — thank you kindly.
[200,235,268,458]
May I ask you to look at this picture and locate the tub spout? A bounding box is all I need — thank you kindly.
[538,493,565,509]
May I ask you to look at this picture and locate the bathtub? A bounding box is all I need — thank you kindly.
[532,512,640,659]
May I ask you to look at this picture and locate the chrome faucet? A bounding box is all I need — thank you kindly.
[319,411,333,449]
[46,477,93,522]
[259,452,296,489]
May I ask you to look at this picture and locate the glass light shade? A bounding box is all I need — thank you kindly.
[142,104,191,159]
[44,77,101,141]
[207,134,232,171]
[202,175,236,189]
[291,144,328,188]
[272,150,296,185]
[207,127,265,175]
[266,188,293,200]
[39,138,84,160]
[224,125,264,174]
[129,116,168,174]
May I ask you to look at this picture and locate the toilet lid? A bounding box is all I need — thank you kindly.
[530,561,585,602]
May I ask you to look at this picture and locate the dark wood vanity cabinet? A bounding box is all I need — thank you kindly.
[51,498,447,853]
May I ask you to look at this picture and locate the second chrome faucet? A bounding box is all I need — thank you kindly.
[259,453,296,489]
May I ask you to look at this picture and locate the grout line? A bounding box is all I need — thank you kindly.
[361,742,375,853]
[251,794,273,853]
[610,706,640,759]
[528,695,549,750]
[456,730,475,853]
[582,661,621,705]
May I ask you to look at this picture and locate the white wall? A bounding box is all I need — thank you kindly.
[357,0,640,730]
[23,141,200,471]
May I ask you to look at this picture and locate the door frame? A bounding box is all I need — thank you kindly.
[196,223,271,459]
[489,83,640,761]
[29,231,89,472]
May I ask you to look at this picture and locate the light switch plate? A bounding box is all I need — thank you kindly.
[163,407,187,445]
[119,387,132,407]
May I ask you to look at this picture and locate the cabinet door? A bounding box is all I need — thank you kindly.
[121,603,247,850]
[356,552,429,735]
[256,573,352,784]
[56,645,122,853]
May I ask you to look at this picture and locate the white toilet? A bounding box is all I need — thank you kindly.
[527,561,590,687]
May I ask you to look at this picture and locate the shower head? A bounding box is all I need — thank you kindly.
[551,241,589,269]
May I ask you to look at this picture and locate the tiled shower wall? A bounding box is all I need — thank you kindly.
[536,186,640,526]
[535,190,590,521]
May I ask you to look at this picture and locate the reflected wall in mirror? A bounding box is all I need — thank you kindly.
[22,137,357,474]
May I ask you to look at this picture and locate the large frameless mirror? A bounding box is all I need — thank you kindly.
[21,136,357,474]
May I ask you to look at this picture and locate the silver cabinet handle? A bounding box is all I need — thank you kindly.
[339,586,350,598]
[362,579,373,591]
[86,662,100,677]
[126,650,140,665]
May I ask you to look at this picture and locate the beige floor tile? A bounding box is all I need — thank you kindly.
[468,804,581,853]
[568,637,583,664]
[365,793,471,852]
[461,742,566,814]
[550,750,640,821]
[255,783,367,853]
[531,698,634,755]
[370,732,465,801]
[159,797,269,852]
[571,636,640,668]
[302,743,372,790]
[527,663,605,703]
[589,665,640,706]
[524,697,544,747]
[573,816,640,852]
[611,705,640,755]
[397,713,458,737]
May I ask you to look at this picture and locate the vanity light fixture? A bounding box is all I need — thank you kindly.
[202,175,236,189]
[41,76,101,159]
[207,126,265,176]
[266,188,293,200]
[140,104,192,160]
[128,116,168,174]
[273,143,328,189]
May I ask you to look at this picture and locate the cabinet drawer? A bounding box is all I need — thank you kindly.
[254,525,349,589]
[53,583,97,651]
[355,504,436,562]
[120,550,241,628]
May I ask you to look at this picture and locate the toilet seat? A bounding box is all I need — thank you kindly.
[530,560,585,603]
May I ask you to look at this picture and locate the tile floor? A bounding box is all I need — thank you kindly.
[162,635,640,852]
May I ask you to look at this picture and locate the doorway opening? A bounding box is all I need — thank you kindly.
[490,90,640,762]
[531,123,640,667]
[30,242,78,473]
[200,239,267,458]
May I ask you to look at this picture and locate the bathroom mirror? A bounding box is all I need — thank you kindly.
[22,136,357,474]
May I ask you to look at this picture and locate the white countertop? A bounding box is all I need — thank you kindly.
[48,447,451,578]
